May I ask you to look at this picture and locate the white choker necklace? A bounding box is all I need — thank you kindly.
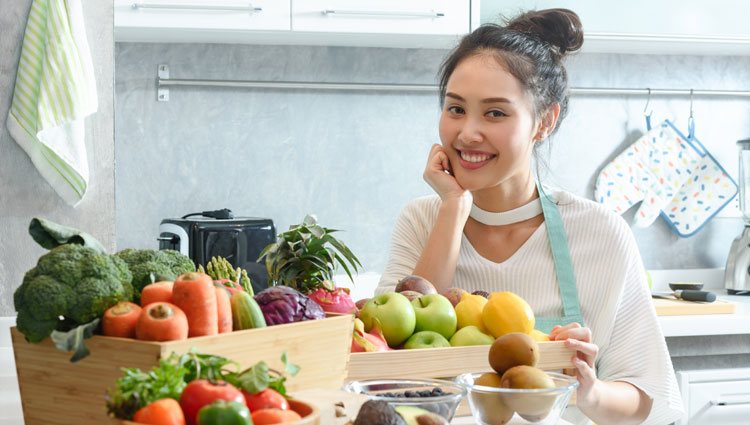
[470,198,543,226]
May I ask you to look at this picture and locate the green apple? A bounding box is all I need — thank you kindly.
[403,331,451,349]
[411,294,457,340]
[359,292,416,347]
[449,325,495,346]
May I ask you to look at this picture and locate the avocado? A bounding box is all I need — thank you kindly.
[395,405,449,425]
[354,400,406,425]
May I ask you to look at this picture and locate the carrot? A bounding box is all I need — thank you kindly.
[101,301,141,338]
[133,398,185,425]
[141,281,175,306]
[215,286,233,334]
[172,272,218,337]
[136,302,189,341]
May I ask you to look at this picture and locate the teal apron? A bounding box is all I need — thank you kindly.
[533,184,585,334]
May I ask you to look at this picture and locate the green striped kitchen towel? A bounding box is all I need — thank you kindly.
[6,0,97,206]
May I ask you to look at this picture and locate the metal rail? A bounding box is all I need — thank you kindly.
[155,64,750,101]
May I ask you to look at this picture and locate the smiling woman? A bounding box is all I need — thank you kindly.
[376,8,684,425]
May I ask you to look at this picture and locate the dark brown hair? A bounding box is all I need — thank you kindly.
[438,8,583,136]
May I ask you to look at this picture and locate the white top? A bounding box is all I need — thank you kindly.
[377,191,684,425]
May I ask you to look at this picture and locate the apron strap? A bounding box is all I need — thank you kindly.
[537,182,584,321]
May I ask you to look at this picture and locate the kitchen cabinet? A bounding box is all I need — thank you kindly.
[677,368,750,424]
[291,0,468,36]
[114,0,471,48]
[115,0,291,43]
[479,0,750,55]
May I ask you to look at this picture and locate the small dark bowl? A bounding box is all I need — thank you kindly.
[669,282,704,291]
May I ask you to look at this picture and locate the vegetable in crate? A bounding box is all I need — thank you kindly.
[254,285,324,325]
[115,248,195,302]
[258,214,361,313]
[14,243,134,343]
[198,256,253,295]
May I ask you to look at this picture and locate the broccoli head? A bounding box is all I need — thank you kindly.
[13,244,134,342]
[114,249,195,301]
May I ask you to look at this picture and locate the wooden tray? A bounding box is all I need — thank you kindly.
[346,341,575,381]
[11,314,353,425]
[653,299,736,316]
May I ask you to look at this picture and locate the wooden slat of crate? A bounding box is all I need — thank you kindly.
[346,341,575,381]
[12,314,353,425]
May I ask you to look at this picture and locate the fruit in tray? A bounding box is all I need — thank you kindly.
[439,287,467,307]
[359,292,416,347]
[354,280,545,351]
[482,291,535,337]
[411,294,457,340]
[488,333,539,375]
[395,275,437,295]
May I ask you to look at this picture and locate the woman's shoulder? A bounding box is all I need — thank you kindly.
[553,189,634,241]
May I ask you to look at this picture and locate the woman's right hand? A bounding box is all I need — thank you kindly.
[423,144,469,203]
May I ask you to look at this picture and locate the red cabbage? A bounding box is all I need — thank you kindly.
[254,286,325,325]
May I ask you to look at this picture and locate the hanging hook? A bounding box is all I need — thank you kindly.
[687,88,695,140]
[643,88,654,131]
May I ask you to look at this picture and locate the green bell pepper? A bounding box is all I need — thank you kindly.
[197,400,253,425]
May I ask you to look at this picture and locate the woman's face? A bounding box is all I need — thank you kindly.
[439,54,540,193]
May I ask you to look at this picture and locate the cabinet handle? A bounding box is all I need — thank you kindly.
[131,3,262,13]
[322,9,444,18]
[710,399,750,406]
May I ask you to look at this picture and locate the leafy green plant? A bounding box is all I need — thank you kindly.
[258,215,362,294]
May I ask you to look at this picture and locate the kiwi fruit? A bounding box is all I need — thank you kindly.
[488,332,539,375]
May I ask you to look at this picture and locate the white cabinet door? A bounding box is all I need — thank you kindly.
[115,0,291,35]
[477,0,750,55]
[292,0,470,35]
[686,379,750,424]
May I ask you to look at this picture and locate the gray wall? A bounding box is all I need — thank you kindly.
[0,2,114,316]
[115,43,749,275]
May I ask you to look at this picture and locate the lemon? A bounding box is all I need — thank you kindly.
[482,292,535,338]
[454,292,489,333]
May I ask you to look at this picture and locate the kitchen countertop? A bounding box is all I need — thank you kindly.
[657,292,750,337]
[649,268,750,337]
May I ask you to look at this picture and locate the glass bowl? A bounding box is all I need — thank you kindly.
[455,371,578,425]
[343,378,467,421]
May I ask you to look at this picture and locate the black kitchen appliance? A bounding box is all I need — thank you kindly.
[158,209,275,294]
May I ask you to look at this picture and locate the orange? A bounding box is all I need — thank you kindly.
[481,292,535,338]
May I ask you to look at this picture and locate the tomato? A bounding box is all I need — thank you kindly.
[179,380,245,425]
[250,408,302,425]
[242,388,289,412]
[133,398,185,425]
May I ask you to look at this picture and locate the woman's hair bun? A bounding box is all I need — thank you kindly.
[506,8,583,59]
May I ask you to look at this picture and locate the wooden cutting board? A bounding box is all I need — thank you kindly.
[653,298,736,316]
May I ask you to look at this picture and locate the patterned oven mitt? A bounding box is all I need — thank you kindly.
[595,122,701,227]
[659,120,738,237]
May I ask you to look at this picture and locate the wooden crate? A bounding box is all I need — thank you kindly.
[11,314,353,425]
[346,341,575,381]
